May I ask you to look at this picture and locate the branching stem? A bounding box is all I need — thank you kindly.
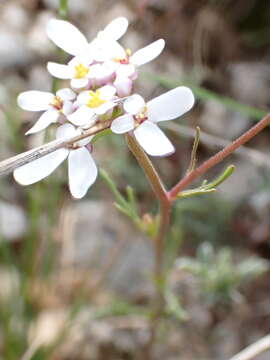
[168,113,270,200]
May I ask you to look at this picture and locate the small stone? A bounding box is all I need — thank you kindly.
[0,201,28,241]
[0,30,34,71]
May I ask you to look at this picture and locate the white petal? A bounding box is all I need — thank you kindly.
[111,114,134,134]
[147,87,195,123]
[103,17,128,41]
[77,91,90,105]
[26,109,59,135]
[18,91,53,111]
[56,88,76,101]
[68,147,98,199]
[47,62,75,79]
[95,101,116,115]
[99,85,116,100]
[107,41,126,59]
[114,76,133,97]
[131,39,165,66]
[68,52,93,67]
[56,123,78,139]
[67,105,95,126]
[14,149,69,185]
[76,136,93,147]
[124,94,145,115]
[62,101,73,116]
[46,19,88,56]
[89,62,116,80]
[116,64,136,78]
[71,78,89,89]
[134,121,174,157]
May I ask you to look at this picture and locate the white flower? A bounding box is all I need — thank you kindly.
[68,85,117,128]
[111,39,165,96]
[47,54,116,90]
[13,124,97,199]
[111,87,195,157]
[17,88,76,134]
[46,17,128,58]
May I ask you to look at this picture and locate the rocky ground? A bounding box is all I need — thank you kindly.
[0,0,270,359]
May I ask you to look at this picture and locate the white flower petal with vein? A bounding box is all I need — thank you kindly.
[46,19,88,56]
[147,86,195,123]
[68,147,98,199]
[26,108,59,135]
[131,39,165,66]
[134,121,175,157]
[18,91,54,111]
[124,94,145,115]
[111,114,134,134]
[67,106,95,127]
[14,148,69,185]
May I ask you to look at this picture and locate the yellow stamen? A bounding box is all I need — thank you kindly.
[87,90,106,108]
[50,96,63,110]
[113,49,132,63]
[135,106,148,125]
[75,63,89,79]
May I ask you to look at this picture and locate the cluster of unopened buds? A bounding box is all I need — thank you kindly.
[14,17,195,198]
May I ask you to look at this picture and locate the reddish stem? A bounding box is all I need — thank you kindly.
[168,113,270,201]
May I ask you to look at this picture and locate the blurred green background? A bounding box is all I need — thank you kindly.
[0,0,270,359]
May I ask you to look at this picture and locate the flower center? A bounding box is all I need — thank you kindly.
[75,63,89,79]
[114,48,131,65]
[50,96,63,111]
[87,90,106,108]
[134,107,148,126]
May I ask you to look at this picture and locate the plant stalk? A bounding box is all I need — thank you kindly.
[169,113,270,200]
[126,133,171,357]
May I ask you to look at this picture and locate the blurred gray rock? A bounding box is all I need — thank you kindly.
[1,2,30,31]
[0,30,34,71]
[230,62,270,107]
[219,160,262,201]
[27,11,56,56]
[66,201,154,298]
[0,201,28,241]
[43,0,88,16]
[29,65,52,91]
[200,99,252,139]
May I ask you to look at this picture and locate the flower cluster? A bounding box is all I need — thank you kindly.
[14,17,195,198]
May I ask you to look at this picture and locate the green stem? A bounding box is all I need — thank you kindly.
[59,0,69,19]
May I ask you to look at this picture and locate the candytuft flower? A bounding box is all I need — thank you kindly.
[18,88,76,134]
[68,85,117,127]
[46,17,129,57]
[13,124,97,199]
[111,87,195,156]
[112,40,165,96]
[47,54,116,90]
